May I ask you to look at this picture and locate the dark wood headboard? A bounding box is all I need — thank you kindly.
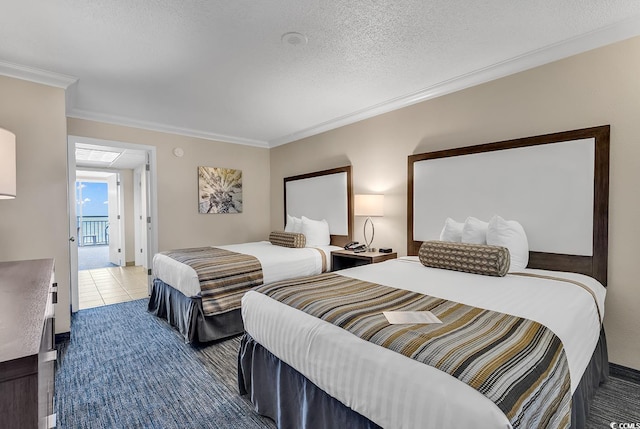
[408,125,610,286]
[284,166,354,247]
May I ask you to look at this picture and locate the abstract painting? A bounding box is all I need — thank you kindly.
[198,167,243,214]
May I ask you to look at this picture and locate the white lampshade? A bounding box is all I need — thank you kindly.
[0,128,16,199]
[354,194,384,217]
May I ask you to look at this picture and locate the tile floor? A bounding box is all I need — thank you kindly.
[78,265,149,310]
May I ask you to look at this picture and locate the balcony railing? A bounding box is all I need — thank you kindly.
[77,216,109,246]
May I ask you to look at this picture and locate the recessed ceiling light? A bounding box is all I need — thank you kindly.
[75,148,122,164]
[281,32,308,46]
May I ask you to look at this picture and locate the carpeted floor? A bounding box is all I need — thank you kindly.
[56,299,640,428]
[586,376,640,429]
[55,299,274,429]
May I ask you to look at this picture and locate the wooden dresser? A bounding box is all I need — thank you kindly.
[0,259,57,428]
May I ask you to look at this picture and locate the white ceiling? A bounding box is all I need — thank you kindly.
[2,1,640,148]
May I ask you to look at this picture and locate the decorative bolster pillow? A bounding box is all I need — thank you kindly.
[418,240,510,277]
[269,231,306,248]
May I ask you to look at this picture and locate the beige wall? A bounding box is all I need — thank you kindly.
[67,119,271,251]
[270,36,640,370]
[0,76,71,333]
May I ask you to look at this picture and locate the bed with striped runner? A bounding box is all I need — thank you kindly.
[161,247,263,316]
[256,272,571,429]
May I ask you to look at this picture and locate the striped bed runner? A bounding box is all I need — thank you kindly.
[161,247,263,316]
[257,273,571,429]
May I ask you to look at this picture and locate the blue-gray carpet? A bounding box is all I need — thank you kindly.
[55,299,274,429]
[56,299,639,428]
[586,376,640,429]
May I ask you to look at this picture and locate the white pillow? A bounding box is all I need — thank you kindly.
[301,216,330,246]
[439,218,464,242]
[285,214,302,233]
[487,215,529,272]
[461,217,488,244]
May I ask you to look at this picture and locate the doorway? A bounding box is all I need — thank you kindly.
[67,136,158,312]
[76,172,119,270]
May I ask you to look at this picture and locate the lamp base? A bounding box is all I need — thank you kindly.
[363,217,375,253]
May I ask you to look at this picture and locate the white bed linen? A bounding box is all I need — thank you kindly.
[152,241,339,298]
[241,257,605,429]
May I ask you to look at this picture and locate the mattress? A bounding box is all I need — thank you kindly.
[241,257,605,429]
[152,241,340,297]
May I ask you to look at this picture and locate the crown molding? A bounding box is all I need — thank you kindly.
[66,108,270,148]
[0,60,77,88]
[268,14,640,147]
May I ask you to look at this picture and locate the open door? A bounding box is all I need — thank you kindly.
[143,154,154,293]
[67,144,79,312]
[107,172,123,266]
[134,165,148,269]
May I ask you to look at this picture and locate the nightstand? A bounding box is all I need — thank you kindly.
[331,249,398,271]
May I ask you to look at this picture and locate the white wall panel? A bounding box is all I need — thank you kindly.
[414,138,594,255]
[286,172,349,235]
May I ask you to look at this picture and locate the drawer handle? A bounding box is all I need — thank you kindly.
[43,350,57,362]
[51,289,58,304]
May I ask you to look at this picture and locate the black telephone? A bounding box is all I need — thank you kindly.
[344,241,360,250]
[352,244,367,252]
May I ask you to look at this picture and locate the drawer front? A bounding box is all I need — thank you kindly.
[39,277,57,428]
[39,316,56,428]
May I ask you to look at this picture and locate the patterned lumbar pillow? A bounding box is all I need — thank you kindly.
[269,231,306,248]
[419,240,510,277]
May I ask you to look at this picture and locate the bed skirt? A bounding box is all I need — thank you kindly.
[147,278,243,343]
[238,333,381,429]
[238,329,609,428]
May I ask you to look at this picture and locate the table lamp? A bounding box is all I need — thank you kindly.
[354,194,384,251]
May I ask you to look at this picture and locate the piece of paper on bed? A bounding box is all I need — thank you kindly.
[383,311,442,324]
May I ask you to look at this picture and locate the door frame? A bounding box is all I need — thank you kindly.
[67,136,158,312]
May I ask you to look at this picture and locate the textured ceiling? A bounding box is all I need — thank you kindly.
[1,1,640,147]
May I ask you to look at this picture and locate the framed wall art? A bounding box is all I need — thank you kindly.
[198,166,243,214]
